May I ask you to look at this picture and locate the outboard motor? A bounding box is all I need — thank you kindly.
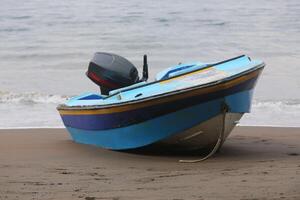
[86,52,148,95]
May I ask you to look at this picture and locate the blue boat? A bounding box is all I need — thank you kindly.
[57,53,264,158]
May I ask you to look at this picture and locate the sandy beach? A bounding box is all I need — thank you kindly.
[0,126,299,200]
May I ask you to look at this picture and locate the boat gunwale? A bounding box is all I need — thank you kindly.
[103,54,247,98]
[57,62,264,113]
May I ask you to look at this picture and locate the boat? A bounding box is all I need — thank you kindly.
[57,53,264,159]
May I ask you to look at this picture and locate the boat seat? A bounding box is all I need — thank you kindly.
[69,93,105,101]
[77,93,104,100]
[156,62,209,81]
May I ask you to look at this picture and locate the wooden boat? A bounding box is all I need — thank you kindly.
[57,53,264,158]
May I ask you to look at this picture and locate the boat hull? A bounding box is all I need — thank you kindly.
[64,89,250,150]
[58,58,264,150]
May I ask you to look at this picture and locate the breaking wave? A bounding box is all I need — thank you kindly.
[1,91,300,115]
[0,91,69,104]
[252,99,300,111]
[1,90,300,109]
[241,100,300,127]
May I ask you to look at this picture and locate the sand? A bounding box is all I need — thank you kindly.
[0,127,299,200]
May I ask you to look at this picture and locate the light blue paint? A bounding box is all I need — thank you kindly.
[217,59,263,75]
[155,62,208,80]
[65,55,263,107]
[108,81,147,95]
[225,89,254,113]
[168,63,209,78]
[66,89,253,150]
[67,98,223,149]
[66,92,106,106]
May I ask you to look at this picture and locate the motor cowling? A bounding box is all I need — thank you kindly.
[86,52,140,95]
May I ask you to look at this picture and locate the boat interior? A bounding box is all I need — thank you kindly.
[64,54,263,107]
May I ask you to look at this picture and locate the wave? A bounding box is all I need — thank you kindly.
[0,92,299,128]
[241,99,300,127]
[0,91,69,104]
[252,99,300,110]
[1,91,300,110]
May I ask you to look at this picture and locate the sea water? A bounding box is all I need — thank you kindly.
[0,0,299,128]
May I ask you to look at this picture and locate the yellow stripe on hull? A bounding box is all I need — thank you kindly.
[58,68,262,116]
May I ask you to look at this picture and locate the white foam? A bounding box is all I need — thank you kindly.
[252,99,300,109]
[240,100,300,127]
[0,91,69,104]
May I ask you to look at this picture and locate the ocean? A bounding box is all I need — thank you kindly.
[0,0,299,128]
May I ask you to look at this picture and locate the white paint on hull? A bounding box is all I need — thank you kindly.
[158,113,243,150]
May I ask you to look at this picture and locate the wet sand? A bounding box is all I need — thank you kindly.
[0,127,299,200]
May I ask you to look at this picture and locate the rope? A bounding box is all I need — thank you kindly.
[179,103,228,163]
